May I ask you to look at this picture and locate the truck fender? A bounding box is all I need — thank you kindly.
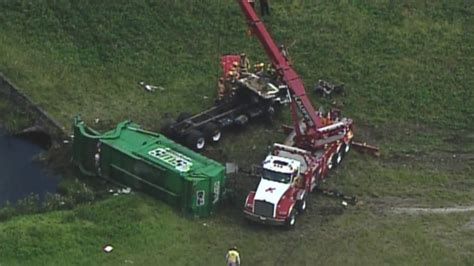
[287,203,295,218]
[244,191,256,209]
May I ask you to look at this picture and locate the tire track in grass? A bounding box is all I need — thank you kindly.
[391,205,474,215]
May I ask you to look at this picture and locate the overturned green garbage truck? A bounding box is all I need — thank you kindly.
[72,116,227,217]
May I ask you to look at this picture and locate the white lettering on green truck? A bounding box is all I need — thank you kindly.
[148,148,193,172]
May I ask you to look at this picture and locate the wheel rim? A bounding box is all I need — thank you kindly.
[345,143,350,153]
[212,131,221,142]
[328,157,333,170]
[337,153,342,164]
[301,200,306,211]
[196,138,205,150]
[290,215,295,225]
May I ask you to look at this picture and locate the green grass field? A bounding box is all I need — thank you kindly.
[0,0,473,265]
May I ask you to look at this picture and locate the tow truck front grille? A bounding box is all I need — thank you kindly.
[254,200,274,218]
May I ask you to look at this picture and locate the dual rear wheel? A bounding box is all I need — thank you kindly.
[185,122,222,151]
[328,141,352,170]
[161,112,222,151]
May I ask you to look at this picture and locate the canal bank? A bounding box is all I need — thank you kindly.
[0,74,98,217]
[0,126,59,206]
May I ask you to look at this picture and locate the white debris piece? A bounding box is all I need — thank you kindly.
[103,245,114,253]
[139,81,165,92]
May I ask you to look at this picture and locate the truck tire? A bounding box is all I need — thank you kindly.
[297,198,307,213]
[285,210,297,229]
[327,155,334,170]
[264,106,276,124]
[186,129,206,150]
[334,148,343,165]
[234,114,249,126]
[343,141,351,154]
[177,112,192,122]
[160,118,176,138]
[203,122,221,143]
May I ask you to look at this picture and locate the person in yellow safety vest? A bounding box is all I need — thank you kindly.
[226,247,241,266]
[232,61,240,75]
[230,66,241,80]
[239,53,251,74]
[217,77,226,101]
[227,70,239,84]
[254,62,265,76]
[266,63,277,78]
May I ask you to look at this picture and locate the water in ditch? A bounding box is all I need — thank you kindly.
[0,127,58,206]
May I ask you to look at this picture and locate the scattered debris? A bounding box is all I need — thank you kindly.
[103,245,114,253]
[94,118,100,124]
[314,80,344,97]
[315,187,357,206]
[109,187,132,195]
[352,141,380,157]
[225,162,239,174]
[138,81,165,92]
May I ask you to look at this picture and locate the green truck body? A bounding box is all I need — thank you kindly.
[72,116,226,218]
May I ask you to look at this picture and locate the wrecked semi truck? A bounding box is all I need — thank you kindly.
[160,54,290,151]
[72,116,227,217]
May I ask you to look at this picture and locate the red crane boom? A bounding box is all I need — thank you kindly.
[236,1,352,150]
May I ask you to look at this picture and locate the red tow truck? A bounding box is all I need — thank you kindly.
[236,1,354,228]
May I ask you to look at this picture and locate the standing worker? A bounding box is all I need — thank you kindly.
[248,0,255,9]
[260,0,270,16]
[226,247,241,266]
[239,53,251,75]
[217,77,226,101]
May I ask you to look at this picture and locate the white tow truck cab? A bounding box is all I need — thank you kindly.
[243,140,351,228]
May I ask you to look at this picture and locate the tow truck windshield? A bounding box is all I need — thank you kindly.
[262,169,291,183]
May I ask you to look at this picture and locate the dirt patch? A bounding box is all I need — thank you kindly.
[384,151,474,173]
[363,197,474,216]
[391,205,474,215]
